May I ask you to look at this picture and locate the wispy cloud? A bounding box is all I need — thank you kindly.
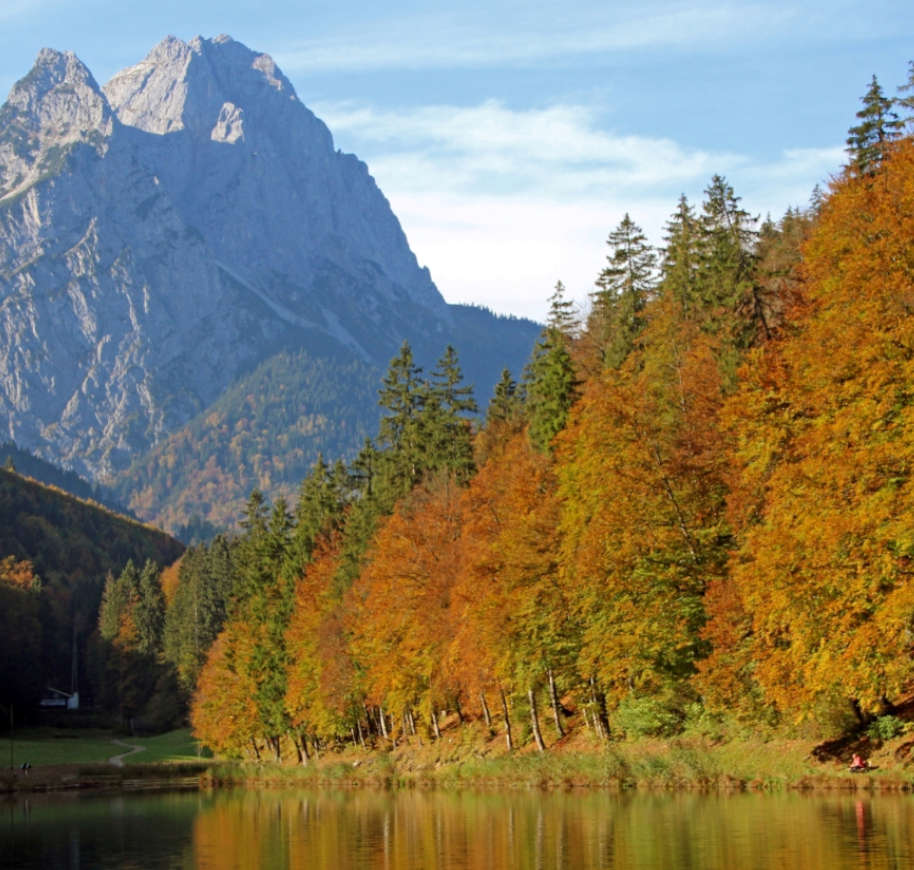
[315,100,742,197]
[315,99,842,321]
[275,3,797,73]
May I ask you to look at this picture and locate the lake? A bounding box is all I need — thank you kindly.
[3,787,914,868]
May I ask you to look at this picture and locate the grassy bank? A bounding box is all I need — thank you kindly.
[5,721,914,795]
[203,719,914,794]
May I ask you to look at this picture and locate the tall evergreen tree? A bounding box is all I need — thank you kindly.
[660,195,701,312]
[846,74,901,174]
[589,214,657,369]
[422,345,478,483]
[377,341,426,496]
[524,283,579,453]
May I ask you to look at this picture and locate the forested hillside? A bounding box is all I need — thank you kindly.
[0,468,183,719]
[36,68,910,757]
[152,70,914,760]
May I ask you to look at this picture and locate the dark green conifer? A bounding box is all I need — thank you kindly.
[589,213,656,368]
[524,282,579,453]
[846,74,901,174]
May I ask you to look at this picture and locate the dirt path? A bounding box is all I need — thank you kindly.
[108,739,147,766]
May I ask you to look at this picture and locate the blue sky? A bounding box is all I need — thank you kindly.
[2,1,913,321]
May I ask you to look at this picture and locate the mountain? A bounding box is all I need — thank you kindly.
[0,36,540,530]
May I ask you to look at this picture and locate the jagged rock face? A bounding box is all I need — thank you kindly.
[0,36,451,479]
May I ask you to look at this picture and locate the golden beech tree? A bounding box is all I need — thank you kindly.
[556,291,731,716]
[346,479,464,733]
[700,139,914,721]
[191,631,260,758]
[284,533,359,755]
[451,431,570,748]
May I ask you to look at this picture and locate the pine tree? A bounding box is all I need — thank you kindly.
[660,195,701,313]
[524,283,579,453]
[377,341,426,496]
[486,369,522,427]
[422,345,478,483]
[846,74,901,174]
[589,214,657,369]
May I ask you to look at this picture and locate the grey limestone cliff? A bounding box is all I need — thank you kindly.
[0,35,453,481]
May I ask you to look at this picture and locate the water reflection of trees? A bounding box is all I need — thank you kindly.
[190,791,914,869]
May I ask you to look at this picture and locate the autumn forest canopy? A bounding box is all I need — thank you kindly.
[6,66,914,757]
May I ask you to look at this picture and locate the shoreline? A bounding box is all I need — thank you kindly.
[5,733,914,797]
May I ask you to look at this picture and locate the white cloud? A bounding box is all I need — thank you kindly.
[316,99,843,321]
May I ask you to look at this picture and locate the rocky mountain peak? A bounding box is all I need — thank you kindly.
[103,34,316,146]
[0,48,112,200]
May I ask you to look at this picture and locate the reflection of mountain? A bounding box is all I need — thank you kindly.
[0,36,539,529]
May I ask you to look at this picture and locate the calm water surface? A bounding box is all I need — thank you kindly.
[3,787,914,868]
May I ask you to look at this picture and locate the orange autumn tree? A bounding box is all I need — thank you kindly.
[556,290,731,731]
[450,431,571,749]
[347,479,464,736]
[191,631,260,758]
[284,533,360,758]
[700,138,914,723]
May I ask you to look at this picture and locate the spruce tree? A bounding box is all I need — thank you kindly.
[524,282,579,453]
[377,341,425,496]
[660,195,701,312]
[846,74,901,174]
[423,345,477,483]
[589,213,656,368]
[486,368,522,428]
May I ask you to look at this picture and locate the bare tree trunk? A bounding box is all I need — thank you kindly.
[480,693,493,731]
[379,707,389,739]
[548,667,565,738]
[500,688,513,752]
[454,697,464,724]
[295,733,311,765]
[407,708,417,736]
[431,711,441,741]
[590,676,611,741]
[356,717,366,749]
[529,687,546,753]
[250,738,262,762]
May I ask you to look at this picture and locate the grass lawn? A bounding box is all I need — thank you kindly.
[122,728,207,764]
[3,729,119,767]
[1,727,206,768]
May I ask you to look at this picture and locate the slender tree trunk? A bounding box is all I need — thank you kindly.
[529,687,546,753]
[590,676,611,741]
[295,733,310,765]
[480,693,493,731]
[379,707,389,739]
[271,735,282,762]
[454,697,464,724]
[250,738,261,762]
[431,711,441,741]
[548,667,565,738]
[500,688,513,752]
[407,709,417,736]
[356,717,366,749]
[364,703,377,735]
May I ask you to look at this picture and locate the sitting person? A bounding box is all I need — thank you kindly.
[850,753,870,772]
